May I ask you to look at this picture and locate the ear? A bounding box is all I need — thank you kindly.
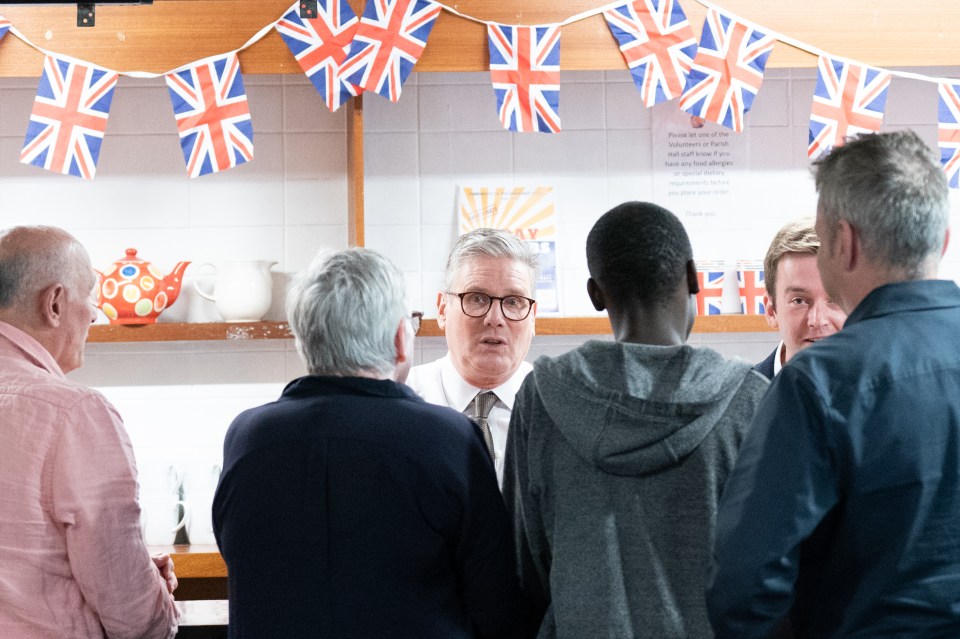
[943,227,951,257]
[763,294,779,329]
[436,291,447,331]
[837,220,858,272]
[586,278,605,312]
[686,260,699,295]
[394,319,410,366]
[39,283,66,329]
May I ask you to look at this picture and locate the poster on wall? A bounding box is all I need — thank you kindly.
[457,185,560,314]
[650,104,751,236]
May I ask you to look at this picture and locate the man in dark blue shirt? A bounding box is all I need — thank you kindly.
[707,130,960,637]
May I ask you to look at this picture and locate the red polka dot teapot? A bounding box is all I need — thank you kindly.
[95,249,191,325]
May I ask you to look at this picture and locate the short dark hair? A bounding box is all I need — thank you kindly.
[586,201,692,305]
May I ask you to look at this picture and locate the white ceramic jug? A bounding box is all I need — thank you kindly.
[194,260,278,322]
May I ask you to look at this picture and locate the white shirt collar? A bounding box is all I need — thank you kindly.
[773,341,786,377]
[438,354,529,412]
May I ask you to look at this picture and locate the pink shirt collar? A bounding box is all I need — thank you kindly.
[0,320,64,378]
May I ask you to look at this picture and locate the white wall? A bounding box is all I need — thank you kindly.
[1,66,956,479]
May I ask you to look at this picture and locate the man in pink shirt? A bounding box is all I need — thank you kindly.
[0,226,179,638]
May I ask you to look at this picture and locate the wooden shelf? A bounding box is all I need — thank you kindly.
[88,321,292,342]
[87,315,773,343]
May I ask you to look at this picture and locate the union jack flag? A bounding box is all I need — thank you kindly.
[20,55,118,180]
[603,0,696,107]
[938,82,960,189]
[679,8,775,133]
[488,23,561,133]
[0,16,9,41]
[275,0,360,112]
[808,56,891,159]
[165,52,254,178]
[696,269,725,315]
[337,0,442,102]
[738,268,765,315]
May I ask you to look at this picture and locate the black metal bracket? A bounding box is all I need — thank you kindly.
[77,2,95,27]
[299,0,317,19]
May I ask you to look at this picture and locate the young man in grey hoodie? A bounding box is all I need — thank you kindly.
[502,201,769,638]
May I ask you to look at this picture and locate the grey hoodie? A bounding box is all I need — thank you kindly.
[503,340,768,639]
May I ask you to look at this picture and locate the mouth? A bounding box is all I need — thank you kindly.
[479,337,507,346]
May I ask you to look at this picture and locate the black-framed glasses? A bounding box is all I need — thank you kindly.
[448,292,536,321]
[409,311,423,335]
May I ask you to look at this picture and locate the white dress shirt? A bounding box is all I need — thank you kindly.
[406,354,533,488]
[773,341,785,377]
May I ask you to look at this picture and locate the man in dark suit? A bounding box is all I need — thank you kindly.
[754,219,846,379]
[213,248,523,638]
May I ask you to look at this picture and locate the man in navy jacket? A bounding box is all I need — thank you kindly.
[213,248,523,638]
[708,131,960,636]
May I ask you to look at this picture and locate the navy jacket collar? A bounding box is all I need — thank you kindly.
[845,279,960,328]
[281,375,422,402]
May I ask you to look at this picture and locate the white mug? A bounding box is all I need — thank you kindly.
[182,460,222,495]
[185,492,217,546]
[140,495,190,546]
[137,459,182,496]
[193,260,277,322]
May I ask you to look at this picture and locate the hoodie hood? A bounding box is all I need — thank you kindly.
[531,340,758,476]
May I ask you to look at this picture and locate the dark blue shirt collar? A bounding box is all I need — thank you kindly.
[844,279,960,328]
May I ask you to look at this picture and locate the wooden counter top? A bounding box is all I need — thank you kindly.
[149,544,228,600]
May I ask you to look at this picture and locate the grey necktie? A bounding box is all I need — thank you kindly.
[473,391,497,462]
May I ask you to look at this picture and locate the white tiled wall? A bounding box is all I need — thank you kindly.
[0,67,955,471]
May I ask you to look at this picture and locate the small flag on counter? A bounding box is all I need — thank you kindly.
[808,55,891,159]
[488,23,561,133]
[603,0,697,107]
[165,52,254,178]
[20,54,118,180]
[679,7,775,132]
[275,0,361,112]
[938,82,960,188]
[337,0,442,102]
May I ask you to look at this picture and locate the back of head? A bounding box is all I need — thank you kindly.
[814,130,948,277]
[443,228,539,294]
[286,247,407,377]
[0,226,88,310]
[586,202,693,306]
[763,218,819,301]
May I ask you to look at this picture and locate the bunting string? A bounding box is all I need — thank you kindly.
[0,0,957,181]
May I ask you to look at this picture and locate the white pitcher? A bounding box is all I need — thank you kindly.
[194,261,278,322]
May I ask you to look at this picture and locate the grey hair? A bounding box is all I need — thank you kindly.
[814,130,949,277]
[443,228,539,294]
[0,226,89,308]
[286,247,408,377]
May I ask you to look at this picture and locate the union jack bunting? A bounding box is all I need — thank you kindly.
[0,16,9,41]
[165,53,254,178]
[337,0,442,102]
[938,82,960,189]
[808,56,891,159]
[275,0,360,112]
[488,23,561,133]
[695,269,725,316]
[20,55,118,180]
[737,268,765,315]
[679,8,775,133]
[603,0,697,107]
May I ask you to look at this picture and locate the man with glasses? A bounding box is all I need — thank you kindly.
[407,228,539,488]
[213,248,522,637]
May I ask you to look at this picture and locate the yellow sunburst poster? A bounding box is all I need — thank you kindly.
[457,185,559,313]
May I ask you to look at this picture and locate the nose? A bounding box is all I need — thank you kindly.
[483,300,506,326]
[808,299,829,327]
